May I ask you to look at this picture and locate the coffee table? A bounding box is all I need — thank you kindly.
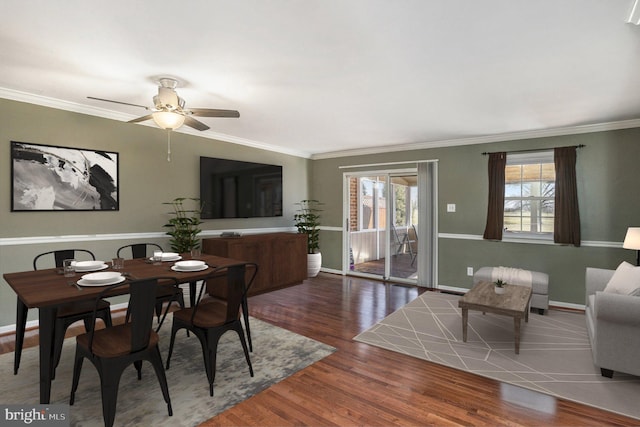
[458,281,532,354]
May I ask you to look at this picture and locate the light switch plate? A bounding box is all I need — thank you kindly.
[447,203,456,212]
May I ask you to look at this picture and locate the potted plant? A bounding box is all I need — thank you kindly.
[494,279,506,294]
[163,197,203,253]
[294,199,323,277]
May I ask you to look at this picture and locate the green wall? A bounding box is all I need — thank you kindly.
[2,96,639,327]
[311,127,640,305]
[0,98,309,327]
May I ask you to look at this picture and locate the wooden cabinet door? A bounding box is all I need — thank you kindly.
[227,240,271,295]
[272,234,307,286]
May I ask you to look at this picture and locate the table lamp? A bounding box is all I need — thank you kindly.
[622,227,640,266]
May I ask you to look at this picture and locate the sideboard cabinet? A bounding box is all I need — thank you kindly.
[202,232,307,297]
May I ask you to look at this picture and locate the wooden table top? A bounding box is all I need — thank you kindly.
[458,281,532,315]
[3,253,246,309]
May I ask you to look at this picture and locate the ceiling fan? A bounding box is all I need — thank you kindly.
[88,77,240,131]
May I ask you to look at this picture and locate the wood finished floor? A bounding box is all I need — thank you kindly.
[205,273,637,427]
[2,273,637,426]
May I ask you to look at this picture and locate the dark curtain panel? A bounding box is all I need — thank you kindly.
[554,146,581,246]
[483,152,507,240]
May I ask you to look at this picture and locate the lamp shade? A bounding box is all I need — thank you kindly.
[623,227,640,250]
[152,111,185,130]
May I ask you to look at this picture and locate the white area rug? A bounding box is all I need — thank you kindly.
[2,316,335,426]
[354,291,640,420]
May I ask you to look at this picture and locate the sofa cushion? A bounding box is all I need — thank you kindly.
[603,261,640,295]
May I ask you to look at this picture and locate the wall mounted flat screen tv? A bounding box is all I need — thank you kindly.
[200,157,283,219]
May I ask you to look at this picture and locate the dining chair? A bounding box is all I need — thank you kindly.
[14,249,112,378]
[70,277,177,427]
[116,243,186,328]
[165,262,258,396]
[203,267,257,352]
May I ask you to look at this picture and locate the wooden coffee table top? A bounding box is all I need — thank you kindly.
[458,281,532,316]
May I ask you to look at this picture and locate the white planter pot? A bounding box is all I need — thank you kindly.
[494,286,505,294]
[307,253,322,277]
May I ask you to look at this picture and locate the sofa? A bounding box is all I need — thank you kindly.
[473,266,549,314]
[585,266,640,378]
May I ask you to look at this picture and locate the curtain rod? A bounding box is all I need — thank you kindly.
[481,144,585,156]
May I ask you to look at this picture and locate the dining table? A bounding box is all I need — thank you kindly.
[3,252,246,404]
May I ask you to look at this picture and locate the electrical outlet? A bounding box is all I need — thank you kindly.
[447,203,456,212]
[467,267,473,276]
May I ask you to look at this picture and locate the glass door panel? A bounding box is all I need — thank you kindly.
[388,174,418,280]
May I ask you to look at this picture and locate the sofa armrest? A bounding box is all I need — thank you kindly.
[585,267,614,303]
[595,291,640,326]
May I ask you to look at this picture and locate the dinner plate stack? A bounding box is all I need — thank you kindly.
[77,271,125,287]
[161,252,181,262]
[73,260,109,272]
[172,260,208,272]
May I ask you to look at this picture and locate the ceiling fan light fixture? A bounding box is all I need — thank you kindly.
[152,111,185,130]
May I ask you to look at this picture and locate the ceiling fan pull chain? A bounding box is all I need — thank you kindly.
[167,129,172,162]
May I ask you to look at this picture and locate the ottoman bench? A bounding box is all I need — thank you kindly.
[473,266,549,314]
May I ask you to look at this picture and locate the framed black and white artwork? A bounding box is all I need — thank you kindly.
[11,141,119,211]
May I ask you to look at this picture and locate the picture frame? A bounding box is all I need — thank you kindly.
[11,141,119,211]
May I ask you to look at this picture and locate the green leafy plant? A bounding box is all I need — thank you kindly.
[294,199,323,254]
[493,279,505,288]
[163,197,203,253]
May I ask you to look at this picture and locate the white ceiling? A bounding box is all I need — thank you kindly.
[2,0,639,159]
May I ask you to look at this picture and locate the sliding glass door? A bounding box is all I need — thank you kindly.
[345,165,435,285]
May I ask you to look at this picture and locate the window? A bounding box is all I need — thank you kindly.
[504,151,555,236]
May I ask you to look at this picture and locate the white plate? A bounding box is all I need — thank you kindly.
[161,252,180,261]
[77,275,126,287]
[73,260,105,269]
[174,260,206,270]
[74,263,109,272]
[171,264,209,272]
[81,271,123,284]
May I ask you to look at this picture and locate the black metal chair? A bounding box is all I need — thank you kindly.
[165,263,258,396]
[70,277,176,427]
[116,243,186,329]
[14,249,112,378]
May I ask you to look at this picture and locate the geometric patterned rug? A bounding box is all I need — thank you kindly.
[354,291,640,421]
[1,316,335,426]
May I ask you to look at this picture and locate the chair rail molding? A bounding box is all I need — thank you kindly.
[438,233,622,249]
[0,228,297,247]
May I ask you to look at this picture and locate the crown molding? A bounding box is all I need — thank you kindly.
[4,86,639,161]
[0,87,311,159]
[311,119,640,160]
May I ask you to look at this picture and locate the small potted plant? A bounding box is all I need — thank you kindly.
[294,199,323,277]
[494,279,506,294]
[163,197,203,253]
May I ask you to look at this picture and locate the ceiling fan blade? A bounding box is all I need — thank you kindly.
[189,108,240,118]
[184,116,210,131]
[88,96,150,110]
[128,114,154,124]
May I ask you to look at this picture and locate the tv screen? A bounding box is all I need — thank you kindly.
[200,157,283,219]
